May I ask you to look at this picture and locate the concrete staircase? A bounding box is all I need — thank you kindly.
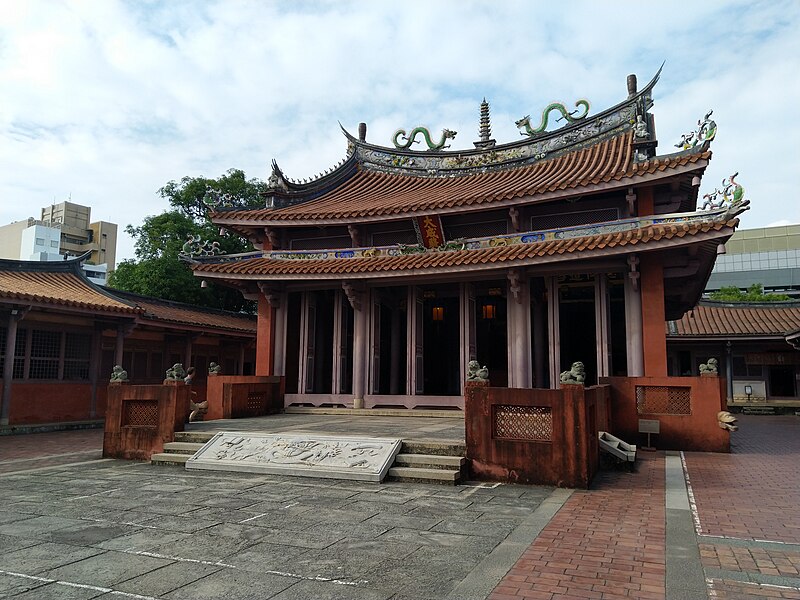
[151,433,467,485]
[149,431,211,466]
[386,441,466,486]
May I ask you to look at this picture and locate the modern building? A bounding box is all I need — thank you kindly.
[186,68,746,418]
[707,224,800,297]
[0,201,117,285]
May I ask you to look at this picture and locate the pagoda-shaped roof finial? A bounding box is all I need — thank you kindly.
[474,98,496,149]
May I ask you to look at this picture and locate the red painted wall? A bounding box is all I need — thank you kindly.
[7,383,94,425]
[205,374,282,420]
[464,382,603,488]
[601,375,729,452]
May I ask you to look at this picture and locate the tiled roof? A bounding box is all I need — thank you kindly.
[195,218,736,279]
[0,270,137,314]
[214,132,710,224]
[669,301,800,337]
[109,291,256,334]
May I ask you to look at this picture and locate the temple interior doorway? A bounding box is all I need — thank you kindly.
[304,290,335,394]
[558,276,598,385]
[475,284,508,387]
[372,287,407,395]
[608,276,628,376]
[422,287,460,395]
[284,291,302,394]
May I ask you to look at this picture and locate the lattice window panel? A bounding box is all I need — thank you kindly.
[29,330,61,379]
[63,333,91,380]
[636,386,691,415]
[446,220,508,240]
[494,405,553,441]
[532,208,619,231]
[290,235,351,250]
[246,392,266,413]
[123,400,159,427]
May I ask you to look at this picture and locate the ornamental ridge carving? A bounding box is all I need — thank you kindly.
[676,110,717,150]
[179,235,226,259]
[392,127,457,151]
[515,99,591,137]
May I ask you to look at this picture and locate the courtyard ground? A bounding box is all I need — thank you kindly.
[0,414,797,599]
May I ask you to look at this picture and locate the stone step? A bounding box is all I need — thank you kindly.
[174,431,215,444]
[741,407,776,415]
[163,441,204,455]
[393,453,465,471]
[386,466,461,485]
[285,407,462,419]
[150,452,190,466]
[401,440,466,457]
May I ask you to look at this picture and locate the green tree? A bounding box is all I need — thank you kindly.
[708,283,791,302]
[107,169,266,312]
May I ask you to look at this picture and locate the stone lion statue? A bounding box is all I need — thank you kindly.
[466,360,489,382]
[560,361,586,385]
[110,365,128,382]
[699,358,719,375]
[165,363,186,381]
[208,362,222,375]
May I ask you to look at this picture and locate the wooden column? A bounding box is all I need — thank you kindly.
[89,325,103,419]
[595,274,610,378]
[624,272,644,377]
[546,276,561,389]
[272,291,288,376]
[352,295,367,408]
[1,309,25,425]
[114,324,126,367]
[255,292,276,376]
[184,334,194,371]
[640,253,668,377]
[532,293,547,388]
[459,283,477,389]
[507,270,532,388]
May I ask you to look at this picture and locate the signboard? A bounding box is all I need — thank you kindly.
[745,353,800,366]
[414,215,445,248]
[638,419,660,434]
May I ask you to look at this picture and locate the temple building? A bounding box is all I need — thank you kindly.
[187,69,749,410]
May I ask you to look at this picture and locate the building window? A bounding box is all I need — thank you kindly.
[29,330,61,379]
[50,240,59,248]
[8,327,92,381]
[35,237,45,246]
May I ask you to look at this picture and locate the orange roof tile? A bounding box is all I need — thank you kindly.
[669,302,800,337]
[112,291,255,334]
[195,218,736,279]
[214,132,710,225]
[0,270,137,314]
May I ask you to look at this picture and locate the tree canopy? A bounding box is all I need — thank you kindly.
[708,283,791,302]
[107,169,266,312]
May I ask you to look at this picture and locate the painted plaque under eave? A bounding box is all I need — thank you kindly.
[185,432,402,482]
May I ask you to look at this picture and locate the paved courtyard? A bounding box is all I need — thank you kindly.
[0,414,798,599]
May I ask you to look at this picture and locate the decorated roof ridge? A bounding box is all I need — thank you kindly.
[189,199,746,268]
[337,65,663,174]
[697,299,800,309]
[189,218,738,281]
[247,66,664,207]
[105,287,257,320]
[243,152,361,211]
[0,253,140,312]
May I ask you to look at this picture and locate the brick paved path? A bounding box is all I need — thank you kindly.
[685,415,800,599]
[0,428,103,473]
[490,415,800,600]
[489,454,666,600]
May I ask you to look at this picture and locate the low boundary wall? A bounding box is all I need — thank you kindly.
[464,382,607,488]
[601,375,729,452]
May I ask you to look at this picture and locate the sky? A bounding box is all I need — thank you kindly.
[1,0,798,262]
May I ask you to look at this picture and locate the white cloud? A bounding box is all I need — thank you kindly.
[1,0,798,261]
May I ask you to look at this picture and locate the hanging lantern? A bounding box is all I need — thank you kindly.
[481,303,496,320]
[432,306,445,321]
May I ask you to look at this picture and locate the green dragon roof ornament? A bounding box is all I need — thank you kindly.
[676,110,717,150]
[393,127,457,151]
[515,99,590,137]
